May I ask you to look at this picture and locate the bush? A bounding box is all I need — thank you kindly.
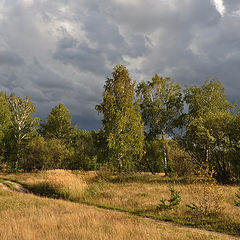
[21,137,71,171]
[186,168,224,216]
[234,189,240,207]
[21,136,46,171]
[157,186,181,211]
[140,139,163,173]
[168,140,196,177]
[66,130,98,171]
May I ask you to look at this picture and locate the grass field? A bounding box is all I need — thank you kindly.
[0,170,240,239]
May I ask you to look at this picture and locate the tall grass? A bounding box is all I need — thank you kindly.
[1,171,240,236]
[29,169,87,201]
[0,187,234,240]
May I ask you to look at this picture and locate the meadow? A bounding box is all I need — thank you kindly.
[0,170,240,239]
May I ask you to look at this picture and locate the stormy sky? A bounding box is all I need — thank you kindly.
[0,0,240,130]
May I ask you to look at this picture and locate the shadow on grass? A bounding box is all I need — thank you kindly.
[92,173,198,185]
[27,182,67,199]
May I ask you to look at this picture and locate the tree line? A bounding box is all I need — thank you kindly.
[0,65,240,183]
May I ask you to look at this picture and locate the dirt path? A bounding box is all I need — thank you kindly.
[0,179,239,240]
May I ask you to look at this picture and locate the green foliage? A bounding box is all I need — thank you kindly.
[139,139,194,176]
[140,138,163,173]
[0,70,239,181]
[234,189,240,207]
[67,130,98,170]
[42,138,71,170]
[0,92,11,159]
[39,103,81,170]
[184,78,232,117]
[167,140,195,177]
[21,136,71,171]
[94,129,109,167]
[183,79,238,183]
[136,75,184,139]
[21,136,46,171]
[41,103,76,144]
[157,186,181,211]
[96,65,145,173]
[5,94,39,170]
[227,114,240,181]
[136,75,184,176]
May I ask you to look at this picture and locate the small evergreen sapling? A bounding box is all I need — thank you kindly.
[157,186,181,210]
[234,189,240,207]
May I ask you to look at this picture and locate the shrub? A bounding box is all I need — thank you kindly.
[186,167,224,216]
[168,140,196,177]
[21,137,71,171]
[157,186,181,211]
[21,136,46,171]
[234,189,240,207]
[140,139,163,173]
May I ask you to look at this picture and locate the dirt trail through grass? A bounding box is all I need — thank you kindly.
[0,178,239,240]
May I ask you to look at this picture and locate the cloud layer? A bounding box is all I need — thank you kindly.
[0,0,239,129]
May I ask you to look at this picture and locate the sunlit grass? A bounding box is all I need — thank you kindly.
[1,170,240,236]
[0,187,228,240]
[26,169,87,201]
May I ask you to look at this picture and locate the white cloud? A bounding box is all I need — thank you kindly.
[212,0,225,16]
[23,0,34,6]
[114,0,139,6]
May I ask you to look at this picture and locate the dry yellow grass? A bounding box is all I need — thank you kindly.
[0,187,234,240]
[44,169,87,200]
[0,170,87,200]
[1,171,240,237]
[82,180,239,213]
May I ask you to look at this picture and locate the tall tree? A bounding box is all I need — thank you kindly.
[184,79,236,183]
[184,78,232,118]
[136,75,184,176]
[0,92,11,160]
[41,103,76,145]
[6,94,38,170]
[96,65,145,173]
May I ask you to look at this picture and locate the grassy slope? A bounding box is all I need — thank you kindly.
[0,187,227,240]
[1,171,240,239]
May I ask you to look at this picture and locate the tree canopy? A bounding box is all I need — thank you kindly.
[183,79,238,183]
[136,75,184,175]
[41,103,76,144]
[96,65,145,173]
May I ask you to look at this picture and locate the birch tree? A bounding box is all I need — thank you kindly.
[96,65,145,173]
[184,79,237,183]
[136,75,184,176]
[6,94,38,170]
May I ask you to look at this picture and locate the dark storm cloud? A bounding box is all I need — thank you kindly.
[54,43,109,75]
[222,0,240,14]
[72,115,101,131]
[0,50,24,66]
[0,0,239,129]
